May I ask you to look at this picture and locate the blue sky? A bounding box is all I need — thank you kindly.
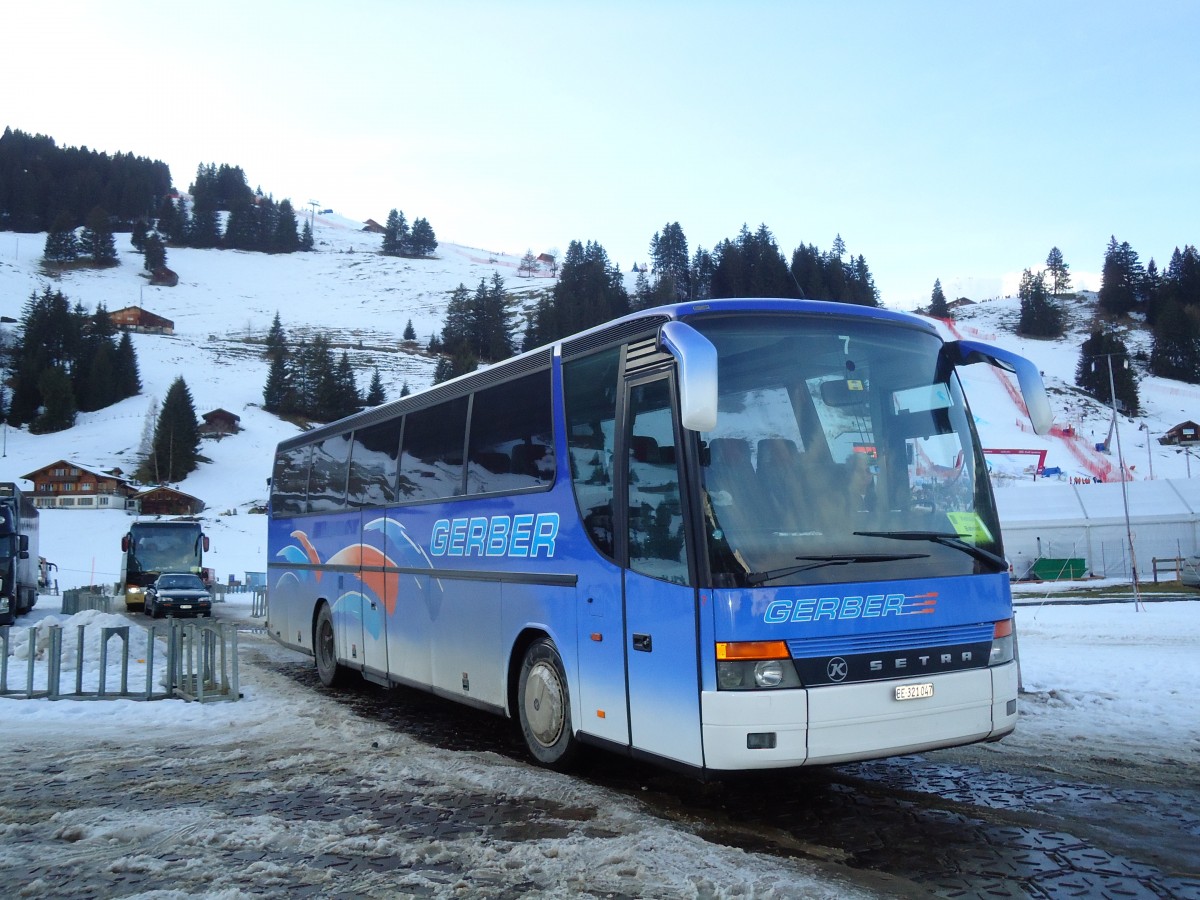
[5,1,1197,307]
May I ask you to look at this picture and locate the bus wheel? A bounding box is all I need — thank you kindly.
[518,639,578,770]
[314,604,350,688]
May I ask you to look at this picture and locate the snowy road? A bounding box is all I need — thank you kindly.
[2,598,1199,898]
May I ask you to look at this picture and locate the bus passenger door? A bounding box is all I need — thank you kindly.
[622,374,703,767]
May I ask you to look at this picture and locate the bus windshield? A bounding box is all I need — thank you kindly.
[691,314,1003,587]
[129,525,203,576]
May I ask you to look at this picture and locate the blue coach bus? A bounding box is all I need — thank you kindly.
[267,298,1051,772]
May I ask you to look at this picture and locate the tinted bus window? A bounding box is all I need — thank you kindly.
[272,444,311,516]
[564,347,620,559]
[347,418,403,508]
[399,397,469,501]
[627,378,689,584]
[466,370,555,495]
[307,433,353,512]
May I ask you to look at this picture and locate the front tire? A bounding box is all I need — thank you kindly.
[314,603,350,688]
[517,638,578,770]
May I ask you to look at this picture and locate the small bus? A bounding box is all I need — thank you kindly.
[267,298,1051,772]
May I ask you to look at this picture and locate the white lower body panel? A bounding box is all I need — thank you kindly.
[701,661,1018,770]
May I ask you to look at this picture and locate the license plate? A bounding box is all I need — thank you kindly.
[180,604,192,610]
[895,683,934,701]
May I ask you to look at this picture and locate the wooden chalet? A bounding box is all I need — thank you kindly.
[21,460,135,510]
[362,218,386,234]
[1159,421,1200,446]
[109,306,175,335]
[131,485,204,516]
[200,408,242,438]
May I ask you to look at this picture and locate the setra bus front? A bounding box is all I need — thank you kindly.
[678,310,1049,769]
[121,521,209,612]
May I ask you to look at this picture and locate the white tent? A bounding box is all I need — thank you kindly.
[995,479,1200,579]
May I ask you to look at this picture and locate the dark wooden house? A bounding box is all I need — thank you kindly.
[109,306,175,335]
[131,486,205,516]
[200,408,242,438]
[1159,421,1200,446]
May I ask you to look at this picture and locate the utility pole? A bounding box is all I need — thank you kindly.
[1101,351,1143,611]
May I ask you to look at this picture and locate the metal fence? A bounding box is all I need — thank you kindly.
[0,619,241,702]
[61,588,114,615]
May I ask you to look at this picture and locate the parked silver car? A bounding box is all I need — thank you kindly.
[144,573,212,618]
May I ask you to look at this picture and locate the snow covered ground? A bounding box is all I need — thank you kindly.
[2,217,1199,895]
[2,587,1196,897]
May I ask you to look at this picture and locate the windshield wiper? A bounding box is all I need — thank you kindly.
[853,530,1007,571]
[746,552,928,586]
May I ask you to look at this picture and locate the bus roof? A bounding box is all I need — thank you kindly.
[277,298,939,452]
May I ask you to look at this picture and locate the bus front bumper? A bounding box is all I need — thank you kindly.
[700,661,1018,770]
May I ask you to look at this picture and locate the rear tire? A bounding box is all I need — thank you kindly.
[314,603,351,688]
[517,638,578,770]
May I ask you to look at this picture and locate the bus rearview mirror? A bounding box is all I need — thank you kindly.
[945,339,1053,435]
[659,321,718,432]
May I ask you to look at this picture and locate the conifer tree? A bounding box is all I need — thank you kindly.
[271,199,300,253]
[1098,236,1144,316]
[142,233,167,272]
[43,213,79,265]
[519,250,539,277]
[9,287,82,425]
[382,209,408,256]
[365,368,386,405]
[79,206,119,265]
[262,352,292,413]
[1075,330,1139,413]
[1149,300,1200,383]
[690,246,715,301]
[1018,270,1063,337]
[154,195,178,241]
[529,240,629,343]
[409,217,437,256]
[928,279,950,318]
[114,330,142,398]
[188,207,221,248]
[80,338,117,412]
[1045,247,1072,297]
[300,218,314,251]
[649,222,691,300]
[223,202,259,250]
[402,319,417,342]
[165,196,190,245]
[130,218,149,252]
[264,311,288,361]
[149,376,202,482]
[30,365,76,434]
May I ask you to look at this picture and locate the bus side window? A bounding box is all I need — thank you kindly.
[271,444,311,516]
[347,417,402,508]
[627,379,689,584]
[400,398,469,501]
[564,348,620,560]
[467,369,555,495]
[307,433,352,513]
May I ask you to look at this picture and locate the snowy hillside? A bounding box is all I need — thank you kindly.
[0,217,552,590]
[1,217,1196,591]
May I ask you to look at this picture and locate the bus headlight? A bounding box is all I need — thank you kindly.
[989,619,1015,665]
[716,641,803,690]
[754,660,785,688]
